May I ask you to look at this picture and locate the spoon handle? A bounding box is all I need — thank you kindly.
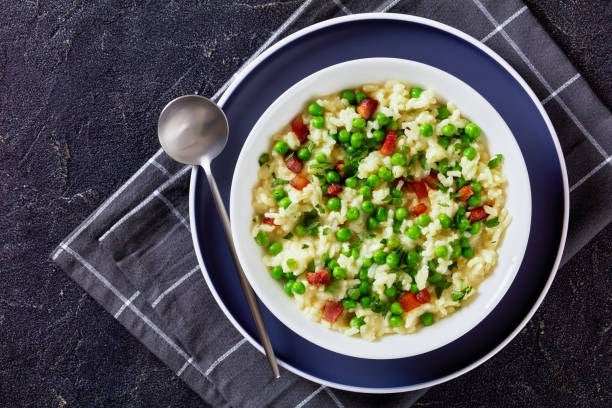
[201,161,280,379]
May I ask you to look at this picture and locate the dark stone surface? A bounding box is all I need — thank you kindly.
[0,0,609,406]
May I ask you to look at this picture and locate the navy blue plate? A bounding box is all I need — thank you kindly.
[190,15,567,392]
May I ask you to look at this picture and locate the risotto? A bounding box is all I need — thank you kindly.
[251,80,509,341]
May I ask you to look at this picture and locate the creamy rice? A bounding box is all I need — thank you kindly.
[251,80,509,341]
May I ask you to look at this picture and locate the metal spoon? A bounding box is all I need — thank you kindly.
[158,95,280,379]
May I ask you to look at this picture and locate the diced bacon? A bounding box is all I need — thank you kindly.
[322,300,344,323]
[408,181,428,199]
[468,206,488,222]
[326,183,342,197]
[306,269,331,286]
[457,185,474,202]
[399,293,422,312]
[424,171,439,190]
[291,115,309,144]
[356,98,378,119]
[290,174,310,190]
[262,217,276,226]
[410,203,428,216]
[380,130,397,156]
[334,160,345,176]
[285,155,303,173]
[416,289,431,303]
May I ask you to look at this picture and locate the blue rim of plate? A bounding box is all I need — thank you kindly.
[189,14,569,393]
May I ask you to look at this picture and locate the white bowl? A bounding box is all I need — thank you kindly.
[230,58,531,359]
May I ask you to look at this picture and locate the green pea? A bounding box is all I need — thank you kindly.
[420,312,434,326]
[328,259,339,270]
[292,281,306,295]
[457,216,471,231]
[273,141,289,155]
[451,243,462,259]
[438,136,451,149]
[470,181,482,193]
[355,91,366,103]
[462,247,474,259]
[338,129,350,143]
[294,224,307,237]
[391,152,406,166]
[367,216,379,230]
[366,174,380,187]
[362,257,373,268]
[373,129,386,142]
[308,102,324,116]
[394,207,408,221]
[254,231,269,247]
[361,201,374,214]
[350,132,364,148]
[267,242,282,255]
[390,301,403,315]
[358,267,369,280]
[345,177,358,188]
[465,122,481,140]
[311,116,325,129]
[346,207,360,221]
[350,316,365,328]
[468,195,481,209]
[347,288,361,300]
[359,280,371,294]
[286,258,298,270]
[284,280,295,296]
[375,112,390,126]
[438,214,452,228]
[470,221,481,235]
[346,146,357,154]
[279,197,292,209]
[328,197,341,211]
[389,315,404,327]
[435,245,449,258]
[390,187,402,198]
[441,123,456,137]
[270,266,283,280]
[428,272,443,284]
[437,105,450,120]
[387,120,399,131]
[272,188,286,201]
[373,249,387,265]
[459,236,471,248]
[410,87,423,98]
[342,298,356,310]
[351,248,360,259]
[324,170,340,184]
[341,89,356,104]
[359,185,372,198]
[258,153,269,166]
[463,146,477,160]
[387,235,401,249]
[360,296,372,307]
[378,166,394,182]
[386,252,400,268]
[375,206,388,222]
[488,154,504,169]
[297,147,311,161]
[407,225,421,240]
[416,213,431,227]
[314,153,327,164]
[332,266,347,280]
[419,123,433,137]
[410,283,419,294]
[407,250,420,265]
[335,227,352,242]
[352,117,366,130]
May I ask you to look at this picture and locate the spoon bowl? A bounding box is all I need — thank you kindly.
[158,95,229,165]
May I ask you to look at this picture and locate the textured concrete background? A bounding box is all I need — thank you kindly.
[0,0,610,406]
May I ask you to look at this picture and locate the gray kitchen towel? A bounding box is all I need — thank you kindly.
[52,0,611,407]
